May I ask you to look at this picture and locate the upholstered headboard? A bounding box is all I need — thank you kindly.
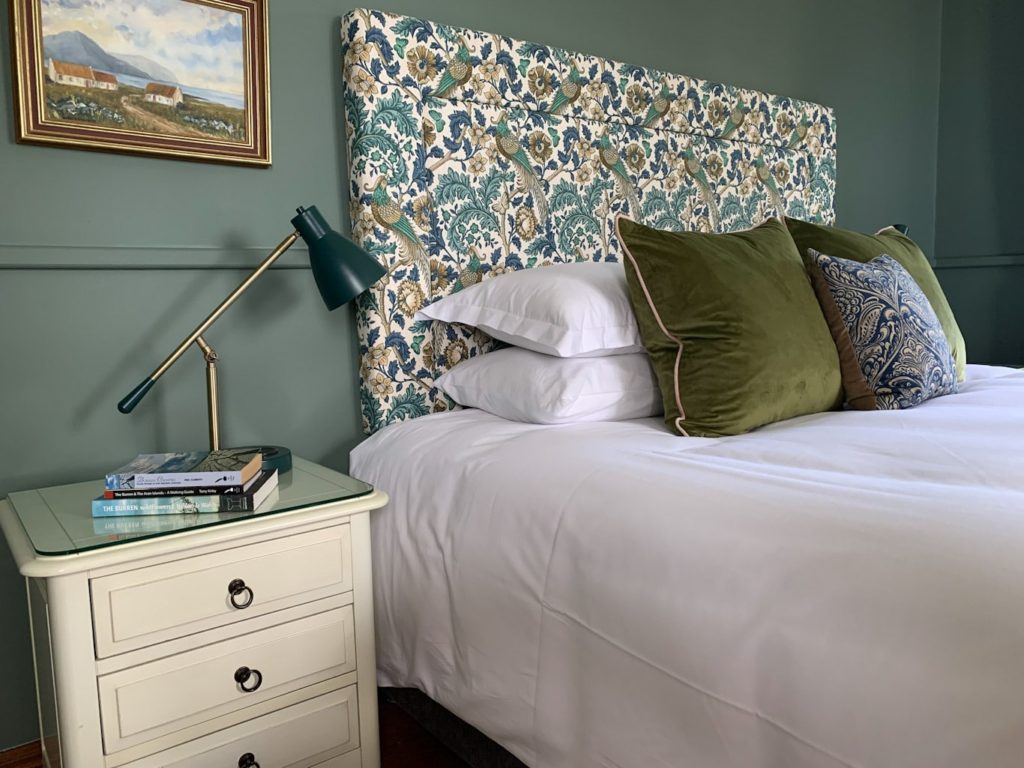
[341,9,837,433]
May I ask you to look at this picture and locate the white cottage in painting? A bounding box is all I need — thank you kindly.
[45,59,119,91]
[47,59,94,88]
[144,83,183,107]
[92,70,119,91]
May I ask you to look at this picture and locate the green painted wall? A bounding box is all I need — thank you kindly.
[933,0,1024,366]
[0,0,952,749]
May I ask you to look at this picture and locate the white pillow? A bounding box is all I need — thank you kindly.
[435,347,662,424]
[415,261,643,357]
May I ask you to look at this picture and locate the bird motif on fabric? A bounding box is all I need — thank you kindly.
[787,117,812,148]
[682,149,720,231]
[369,177,429,272]
[720,100,750,140]
[550,67,583,115]
[434,38,472,98]
[643,83,672,128]
[494,115,549,224]
[753,158,787,216]
[597,135,641,216]
[454,248,483,291]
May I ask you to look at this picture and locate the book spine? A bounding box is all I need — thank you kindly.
[92,492,261,517]
[105,471,246,490]
[105,484,243,499]
[93,495,220,517]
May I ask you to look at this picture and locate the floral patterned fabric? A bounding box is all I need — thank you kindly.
[806,251,958,410]
[341,8,838,433]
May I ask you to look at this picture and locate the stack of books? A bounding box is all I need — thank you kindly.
[93,448,278,517]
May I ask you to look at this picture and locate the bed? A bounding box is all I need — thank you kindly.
[340,9,1024,767]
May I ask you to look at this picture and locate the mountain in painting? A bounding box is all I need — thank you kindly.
[42,30,148,78]
[111,52,178,83]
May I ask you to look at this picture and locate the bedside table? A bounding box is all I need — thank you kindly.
[0,458,388,768]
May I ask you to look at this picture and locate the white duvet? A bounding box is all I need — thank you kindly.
[351,365,1024,768]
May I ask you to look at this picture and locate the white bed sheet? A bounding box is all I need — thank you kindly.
[351,364,1024,768]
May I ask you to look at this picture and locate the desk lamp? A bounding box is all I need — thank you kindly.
[117,205,385,473]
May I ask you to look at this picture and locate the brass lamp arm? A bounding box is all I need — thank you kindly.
[117,231,300,416]
[195,335,221,451]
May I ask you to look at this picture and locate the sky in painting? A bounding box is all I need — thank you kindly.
[40,0,244,96]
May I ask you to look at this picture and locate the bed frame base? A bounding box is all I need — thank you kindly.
[381,687,528,768]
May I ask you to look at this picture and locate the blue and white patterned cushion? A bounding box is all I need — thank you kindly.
[807,250,958,410]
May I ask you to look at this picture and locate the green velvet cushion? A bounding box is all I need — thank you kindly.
[785,217,966,381]
[617,216,843,437]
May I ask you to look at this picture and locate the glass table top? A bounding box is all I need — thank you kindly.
[7,457,374,556]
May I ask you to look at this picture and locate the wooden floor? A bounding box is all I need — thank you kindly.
[0,700,470,768]
[0,741,39,768]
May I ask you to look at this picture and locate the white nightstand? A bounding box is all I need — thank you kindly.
[0,458,388,768]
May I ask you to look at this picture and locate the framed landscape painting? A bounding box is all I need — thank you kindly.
[10,0,271,166]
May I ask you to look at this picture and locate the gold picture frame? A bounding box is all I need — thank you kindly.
[9,0,271,166]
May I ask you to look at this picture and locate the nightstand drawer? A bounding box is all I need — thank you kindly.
[120,686,360,767]
[92,525,352,657]
[313,751,363,767]
[99,604,357,755]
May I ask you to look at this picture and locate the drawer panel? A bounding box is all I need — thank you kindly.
[92,525,352,657]
[120,686,360,768]
[314,750,363,767]
[99,604,356,754]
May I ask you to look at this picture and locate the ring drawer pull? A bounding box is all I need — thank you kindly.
[233,666,263,693]
[238,753,260,768]
[227,578,254,609]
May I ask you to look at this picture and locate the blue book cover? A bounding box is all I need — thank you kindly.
[92,470,278,517]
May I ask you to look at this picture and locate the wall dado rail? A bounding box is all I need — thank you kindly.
[3,243,1022,271]
[934,252,1024,269]
[0,244,316,270]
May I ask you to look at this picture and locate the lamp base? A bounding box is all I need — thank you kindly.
[234,445,292,474]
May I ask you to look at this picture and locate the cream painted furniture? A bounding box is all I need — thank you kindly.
[0,458,388,768]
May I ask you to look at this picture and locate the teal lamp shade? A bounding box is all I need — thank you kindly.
[291,205,386,310]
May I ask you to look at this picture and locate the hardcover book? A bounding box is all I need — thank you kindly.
[105,448,261,490]
[92,469,278,517]
[103,472,258,499]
